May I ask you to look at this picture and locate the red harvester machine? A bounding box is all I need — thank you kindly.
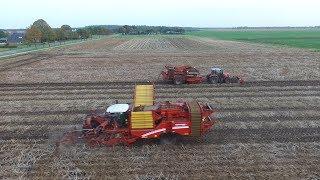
[61,84,215,146]
[161,65,244,85]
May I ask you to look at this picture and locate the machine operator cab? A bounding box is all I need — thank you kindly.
[211,67,223,75]
[106,104,130,127]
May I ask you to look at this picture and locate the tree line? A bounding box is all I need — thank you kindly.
[25,19,113,44]
[0,30,8,39]
[10,19,187,45]
[117,25,185,35]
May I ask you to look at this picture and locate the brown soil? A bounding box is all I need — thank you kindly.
[0,36,319,179]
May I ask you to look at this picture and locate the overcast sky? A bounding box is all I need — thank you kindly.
[1,0,320,29]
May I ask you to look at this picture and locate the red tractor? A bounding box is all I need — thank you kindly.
[161,65,244,85]
[61,85,215,146]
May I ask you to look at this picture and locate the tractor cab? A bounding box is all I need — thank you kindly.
[210,67,224,75]
[207,67,243,84]
[207,67,228,84]
[106,104,130,127]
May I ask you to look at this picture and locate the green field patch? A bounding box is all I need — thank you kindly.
[188,29,320,50]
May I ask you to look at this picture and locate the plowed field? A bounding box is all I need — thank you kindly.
[0,35,319,179]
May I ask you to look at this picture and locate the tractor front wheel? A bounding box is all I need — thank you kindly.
[173,75,185,85]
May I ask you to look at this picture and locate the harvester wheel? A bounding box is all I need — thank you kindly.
[173,75,185,85]
[189,102,202,137]
[160,133,180,145]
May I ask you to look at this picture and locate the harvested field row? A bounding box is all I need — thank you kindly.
[1,84,320,96]
[1,94,320,114]
[51,37,130,53]
[1,36,320,84]
[0,53,56,72]
[1,80,320,91]
[2,106,320,117]
[1,141,319,179]
[1,92,319,113]
[165,37,214,51]
[113,37,177,52]
[216,110,320,121]
[1,120,320,143]
[1,92,319,102]
[1,35,320,179]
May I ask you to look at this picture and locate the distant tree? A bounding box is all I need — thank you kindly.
[96,27,112,35]
[117,25,184,35]
[118,26,126,35]
[56,25,74,41]
[54,28,64,41]
[76,28,91,39]
[85,26,113,35]
[0,30,8,38]
[25,26,42,43]
[119,25,133,35]
[31,19,56,42]
[61,25,72,31]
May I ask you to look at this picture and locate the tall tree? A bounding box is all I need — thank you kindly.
[32,19,56,42]
[25,26,42,43]
[56,25,73,40]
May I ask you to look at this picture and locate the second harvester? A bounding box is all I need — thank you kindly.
[161,65,244,85]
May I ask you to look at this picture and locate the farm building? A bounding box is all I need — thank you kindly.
[0,38,8,46]
[4,29,26,44]
[7,32,25,44]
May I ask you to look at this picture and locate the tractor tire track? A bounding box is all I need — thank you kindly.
[0,53,58,72]
[1,85,319,95]
[1,92,319,101]
[205,127,320,144]
[0,80,320,90]
[217,115,320,123]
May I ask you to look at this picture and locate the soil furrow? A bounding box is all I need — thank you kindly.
[0,80,320,90]
[1,86,319,96]
[217,115,320,122]
[1,92,319,101]
[2,126,320,144]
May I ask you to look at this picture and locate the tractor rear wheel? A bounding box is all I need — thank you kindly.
[208,76,219,84]
[173,75,185,85]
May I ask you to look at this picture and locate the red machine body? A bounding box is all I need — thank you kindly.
[161,65,244,85]
[61,85,215,146]
[161,65,205,85]
[82,101,214,146]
